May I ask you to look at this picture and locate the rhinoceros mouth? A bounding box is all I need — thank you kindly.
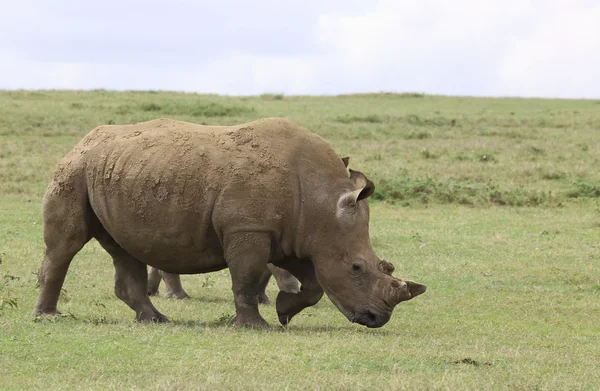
[322,287,391,327]
[351,309,392,328]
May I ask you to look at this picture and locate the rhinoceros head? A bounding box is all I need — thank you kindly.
[307,164,426,328]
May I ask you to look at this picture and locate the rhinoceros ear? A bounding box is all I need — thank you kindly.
[338,170,376,211]
[349,169,375,201]
[341,156,350,168]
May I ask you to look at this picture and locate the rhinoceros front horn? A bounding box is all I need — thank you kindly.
[390,279,427,305]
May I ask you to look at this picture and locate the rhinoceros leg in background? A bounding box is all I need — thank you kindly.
[267,264,300,295]
[94,227,170,322]
[147,268,190,299]
[147,267,162,297]
[255,265,300,304]
[147,264,300,303]
[275,258,324,326]
[255,268,276,305]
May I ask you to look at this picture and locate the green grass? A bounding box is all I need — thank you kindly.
[1,90,600,390]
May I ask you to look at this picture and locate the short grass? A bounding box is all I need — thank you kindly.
[1,90,599,390]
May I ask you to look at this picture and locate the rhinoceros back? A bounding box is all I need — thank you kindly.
[54,118,340,272]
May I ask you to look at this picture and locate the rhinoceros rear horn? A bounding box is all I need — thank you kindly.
[349,169,375,201]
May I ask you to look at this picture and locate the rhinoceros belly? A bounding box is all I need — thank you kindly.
[85,134,227,273]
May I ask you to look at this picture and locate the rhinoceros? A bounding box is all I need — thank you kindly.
[34,118,426,328]
[147,263,300,302]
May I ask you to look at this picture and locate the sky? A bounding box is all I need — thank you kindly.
[1,0,599,98]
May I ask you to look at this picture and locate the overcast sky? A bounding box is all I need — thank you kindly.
[1,0,599,98]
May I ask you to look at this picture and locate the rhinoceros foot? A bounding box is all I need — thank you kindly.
[165,291,190,300]
[231,314,269,329]
[136,309,171,323]
[33,307,62,317]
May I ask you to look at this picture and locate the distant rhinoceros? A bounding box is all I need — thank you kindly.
[34,118,425,328]
[147,263,300,302]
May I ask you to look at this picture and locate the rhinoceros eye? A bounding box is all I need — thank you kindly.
[351,262,364,274]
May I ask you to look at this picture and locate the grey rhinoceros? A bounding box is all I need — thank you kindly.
[147,263,300,302]
[34,118,426,328]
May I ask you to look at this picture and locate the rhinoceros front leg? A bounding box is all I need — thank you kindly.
[275,258,324,326]
[224,232,271,328]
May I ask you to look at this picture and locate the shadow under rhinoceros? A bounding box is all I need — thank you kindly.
[156,295,232,304]
[169,318,398,335]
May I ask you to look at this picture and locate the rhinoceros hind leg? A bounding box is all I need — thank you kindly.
[161,271,190,299]
[268,264,300,294]
[34,187,92,317]
[225,233,271,328]
[255,268,273,305]
[147,267,161,296]
[96,232,170,323]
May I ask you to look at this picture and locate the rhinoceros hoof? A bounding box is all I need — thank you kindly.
[165,291,190,300]
[136,311,171,323]
[231,315,269,329]
[33,307,62,317]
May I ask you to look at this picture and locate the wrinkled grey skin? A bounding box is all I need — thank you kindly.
[147,263,300,303]
[33,118,426,328]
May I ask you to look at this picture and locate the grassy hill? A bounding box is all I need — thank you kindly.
[1,90,599,205]
[1,90,599,390]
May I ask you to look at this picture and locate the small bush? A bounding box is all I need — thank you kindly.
[140,103,162,112]
[405,131,432,140]
[529,146,546,155]
[167,102,253,117]
[371,176,552,207]
[404,114,457,127]
[541,171,566,180]
[453,153,471,161]
[115,105,131,115]
[398,92,425,98]
[475,152,496,162]
[334,115,384,124]
[420,148,439,159]
[0,296,18,309]
[260,93,284,101]
[567,181,600,198]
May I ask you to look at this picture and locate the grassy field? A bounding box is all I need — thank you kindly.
[1,90,599,390]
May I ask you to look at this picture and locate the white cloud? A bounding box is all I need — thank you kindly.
[0,0,598,98]
[498,2,600,98]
